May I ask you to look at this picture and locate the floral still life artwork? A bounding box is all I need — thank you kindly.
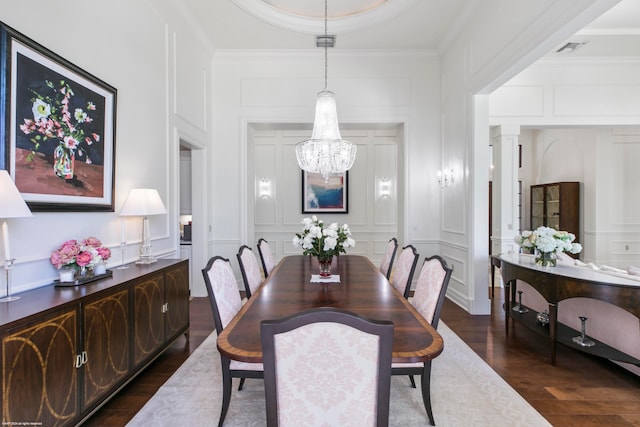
[2,22,116,211]
[514,226,582,267]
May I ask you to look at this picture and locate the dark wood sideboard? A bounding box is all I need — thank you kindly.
[0,259,190,426]
[498,254,640,366]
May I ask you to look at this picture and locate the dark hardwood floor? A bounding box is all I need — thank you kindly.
[86,289,640,426]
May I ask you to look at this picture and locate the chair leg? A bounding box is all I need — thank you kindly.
[219,367,232,427]
[238,377,246,391]
[409,375,416,388]
[420,362,435,426]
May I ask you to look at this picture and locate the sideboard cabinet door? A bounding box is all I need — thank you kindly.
[164,261,190,341]
[2,309,79,426]
[133,273,165,366]
[82,288,130,409]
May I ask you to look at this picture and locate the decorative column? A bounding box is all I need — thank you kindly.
[490,125,520,256]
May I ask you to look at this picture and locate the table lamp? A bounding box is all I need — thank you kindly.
[0,170,32,302]
[119,188,167,264]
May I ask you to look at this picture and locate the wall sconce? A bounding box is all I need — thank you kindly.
[437,169,454,189]
[378,177,391,199]
[258,177,272,199]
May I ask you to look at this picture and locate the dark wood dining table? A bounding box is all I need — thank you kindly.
[217,254,443,364]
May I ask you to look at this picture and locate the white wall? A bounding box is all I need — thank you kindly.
[1,0,212,296]
[490,58,640,268]
[210,50,442,280]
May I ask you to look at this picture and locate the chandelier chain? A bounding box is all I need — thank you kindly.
[324,0,328,91]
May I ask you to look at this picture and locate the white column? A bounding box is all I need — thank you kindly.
[491,125,520,256]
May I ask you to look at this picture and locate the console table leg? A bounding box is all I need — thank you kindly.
[505,280,513,336]
[549,303,558,366]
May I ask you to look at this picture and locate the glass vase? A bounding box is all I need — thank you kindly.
[535,251,556,267]
[317,256,333,277]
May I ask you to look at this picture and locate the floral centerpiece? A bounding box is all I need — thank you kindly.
[19,79,101,187]
[51,237,111,275]
[293,216,355,276]
[514,226,582,267]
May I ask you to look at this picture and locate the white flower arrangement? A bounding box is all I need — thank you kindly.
[292,215,355,260]
[514,226,582,263]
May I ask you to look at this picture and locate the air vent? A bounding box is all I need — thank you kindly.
[556,42,588,53]
[316,35,336,48]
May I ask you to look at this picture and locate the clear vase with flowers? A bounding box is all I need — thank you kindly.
[514,226,582,267]
[51,237,112,279]
[293,216,355,277]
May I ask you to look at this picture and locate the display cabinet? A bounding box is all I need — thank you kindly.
[530,181,579,237]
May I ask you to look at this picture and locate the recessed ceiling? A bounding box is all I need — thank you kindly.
[181,0,640,56]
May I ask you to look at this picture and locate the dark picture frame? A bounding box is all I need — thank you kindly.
[301,171,348,213]
[1,21,117,211]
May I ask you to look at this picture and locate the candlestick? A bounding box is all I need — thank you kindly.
[2,221,10,262]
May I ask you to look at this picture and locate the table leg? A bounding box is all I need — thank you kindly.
[505,279,513,336]
[549,303,558,366]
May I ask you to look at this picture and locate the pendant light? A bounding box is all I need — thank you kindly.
[295,0,356,182]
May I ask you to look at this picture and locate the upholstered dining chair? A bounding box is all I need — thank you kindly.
[391,255,453,426]
[202,256,264,427]
[260,307,394,427]
[379,237,398,279]
[257,238,276,278]
[237,245,263,299]
[389,245,419,299]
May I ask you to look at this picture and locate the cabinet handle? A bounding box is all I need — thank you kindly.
[75,354,83,369]
[161,302,169,313]
[82,351,88,365]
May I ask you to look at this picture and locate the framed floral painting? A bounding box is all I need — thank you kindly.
[301,171,348,213]
[0,21,117,211]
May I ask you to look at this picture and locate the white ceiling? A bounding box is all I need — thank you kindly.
[181,0,640,57]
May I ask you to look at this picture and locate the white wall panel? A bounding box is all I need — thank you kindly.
[555,85,640,116]
[490,85,544,117]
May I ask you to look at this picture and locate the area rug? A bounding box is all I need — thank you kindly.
[127,322,551,426]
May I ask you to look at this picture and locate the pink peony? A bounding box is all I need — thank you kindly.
[96,247,111,261]
[75,251,93,267]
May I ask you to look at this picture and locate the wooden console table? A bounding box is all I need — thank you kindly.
[0,259,189,426]
[497,253,640,366]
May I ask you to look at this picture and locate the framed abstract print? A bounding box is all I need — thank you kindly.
[301,171,348,213]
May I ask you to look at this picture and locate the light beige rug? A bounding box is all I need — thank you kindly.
[127,322,551,426]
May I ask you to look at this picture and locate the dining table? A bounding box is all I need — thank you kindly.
[217,254,444,415]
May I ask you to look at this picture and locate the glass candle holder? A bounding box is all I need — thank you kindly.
[59,268,76,283]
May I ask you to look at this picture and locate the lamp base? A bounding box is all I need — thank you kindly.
[0,296,20,303]
[135,256,158,265]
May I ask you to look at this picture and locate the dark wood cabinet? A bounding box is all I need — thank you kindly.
[530,181,579,237]
[0,259,189,426]
[2,309,79,426]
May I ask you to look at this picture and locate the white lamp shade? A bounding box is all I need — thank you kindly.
[0,170,32,219]
[119,188,167,217]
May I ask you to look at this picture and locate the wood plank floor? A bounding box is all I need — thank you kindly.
[86,290,640,426]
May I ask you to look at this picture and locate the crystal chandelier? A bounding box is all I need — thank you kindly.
[295,0,356,181]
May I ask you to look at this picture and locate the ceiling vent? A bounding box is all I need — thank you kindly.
[556,41,588,53]
[316,34,336,48]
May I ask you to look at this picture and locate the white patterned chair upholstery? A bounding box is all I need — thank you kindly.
[261,308,394,427]
[202,256,264,427]
[257,238,276,278]
[391,255,453,426]
[237,245,263,299]
[389,245,419,299]
[379,237,398,279]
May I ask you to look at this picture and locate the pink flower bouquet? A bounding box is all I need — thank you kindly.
[51,237,111,270]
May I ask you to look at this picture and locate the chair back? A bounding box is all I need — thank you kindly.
[390,245,419,298]
[379,238,398,279]
[237,245,263,298]
[411,255,453,328]
[257,238,276,278]
[201,256,243,335]
[261,308,394,427]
